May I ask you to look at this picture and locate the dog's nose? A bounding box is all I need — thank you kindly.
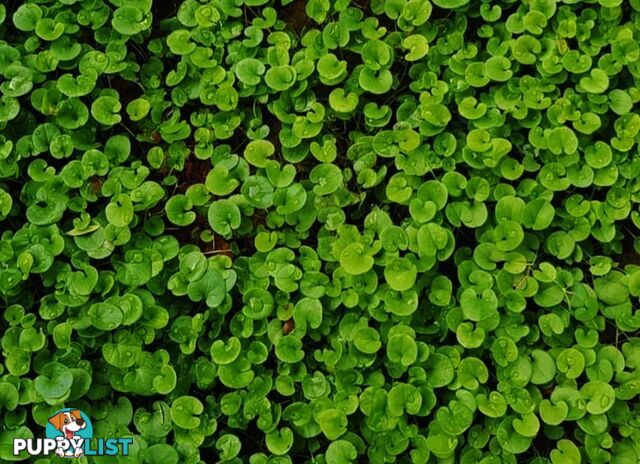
[76,419,84,426]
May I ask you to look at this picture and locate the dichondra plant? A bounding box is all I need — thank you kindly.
[0,0,639,463]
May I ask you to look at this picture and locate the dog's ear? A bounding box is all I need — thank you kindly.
[48,413,65,431]
[70,410,82,421]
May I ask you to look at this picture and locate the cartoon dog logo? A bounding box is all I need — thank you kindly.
[47,410,86,457]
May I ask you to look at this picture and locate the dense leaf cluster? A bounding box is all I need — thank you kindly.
[0,0,640,463]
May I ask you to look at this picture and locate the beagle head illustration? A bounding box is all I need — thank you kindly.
[48,410,87,440]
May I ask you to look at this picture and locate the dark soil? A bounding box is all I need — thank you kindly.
[152,0,181,21]
[616,219,640,267]
[176,155,212,191]
[280,0,313,37]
